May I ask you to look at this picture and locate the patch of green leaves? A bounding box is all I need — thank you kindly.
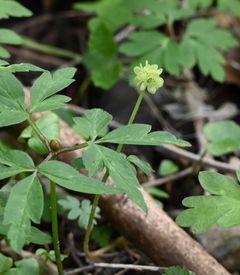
[83,21,122,89]
[30,67,76,113]
[180,19,237,81]
[204,120,240,156]
[120,31,183,76]
[176,171,240,234]
[58,196,100,229]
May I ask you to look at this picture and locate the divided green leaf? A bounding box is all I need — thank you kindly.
[73,108,112,140]
[204,120,240,156]
[176,171,240,234]
[180,19,237,81]
[30,67,76,112]
[0,72,28,127]
[98,124,190,147]
[38,160,121,195]
[83,143,147,212]
[83,21,122,89]
[0,149,35,180]
[3,174,44,252]
[120,31,183,76]
[127,155,153,176]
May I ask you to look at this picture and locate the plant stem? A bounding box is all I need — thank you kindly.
[83,89,146,257]
[27,115,51,151]
[50,180,64,275]
[56,142,89,156]
[22,36,81,61]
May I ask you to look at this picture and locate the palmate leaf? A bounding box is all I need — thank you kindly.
[176,171,240,234]
[120,31,183,76]
[98,124,190,147]
[0,0,32,19]
[0,72,28,127]
[83,21,122,89]
[0,149,35,180]
[38,160,121,195]
[73,108,112,140]
[204,120,240,156]
[3,174,44,252]
[82,143,147,212]
[30,67,76,112]
[180,19,238,82]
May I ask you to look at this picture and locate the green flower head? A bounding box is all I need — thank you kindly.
[134,61,164,94]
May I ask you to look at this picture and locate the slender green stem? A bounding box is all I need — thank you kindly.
[27,115,51,151]
[50,180,64,275]
[55,142,88,156]
[22,36,82,61]
[83,89,146,257]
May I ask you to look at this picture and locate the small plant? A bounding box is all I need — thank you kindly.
[0,59,190,274]
[74,0,239,88]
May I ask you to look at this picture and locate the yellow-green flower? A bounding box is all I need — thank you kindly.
[134,61,164,94]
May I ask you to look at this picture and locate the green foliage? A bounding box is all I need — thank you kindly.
[0,0,32,64]
[0,252,12,274]
[91,225,112,247]
[0,253,39,275]
[158,159,179,176]
[3,174,44,252]
[176,171,240,234]
[38,160,120,195]
[0,63,45,73]
[0,0,32,19]
[82,142,147,211]
[83,21,122,89]
[145,187,169,200]
[204,120,240,156]
[36,248,67,262]
[73,108,112,140]
[0,149,35,180]
[58,196,100,229]
[180,19,237,81]
[98,123,190,147]
[164,266,194,275]
[127,155,153,176]
[30,67,76,113]
[75,0,239,86]
[120,31,183,76]
[20,113,60,154]
[0,72,28,127]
